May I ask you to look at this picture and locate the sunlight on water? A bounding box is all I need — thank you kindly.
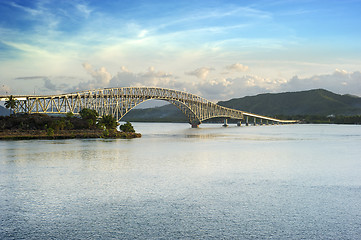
[1,123,361,239]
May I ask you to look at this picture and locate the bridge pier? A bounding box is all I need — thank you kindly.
[246,116,249,126]
[223,118,228,127]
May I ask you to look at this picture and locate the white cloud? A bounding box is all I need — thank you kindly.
[185,67,215,80]
[280,70,361,96]
[40,64,361,103]
[82,62,112,86]
[110,66,177,88]
[191,74,285,101]
[225,63,249,72]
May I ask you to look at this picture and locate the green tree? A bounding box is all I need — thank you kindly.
[66,111,74,119]
[4,95,17,116]
[99,114,118,130]
[79,108,98,128]
[119,121,135,133]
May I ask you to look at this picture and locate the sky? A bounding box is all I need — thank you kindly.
[1,0,361,102]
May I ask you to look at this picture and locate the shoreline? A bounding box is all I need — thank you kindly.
[0,129,141,140]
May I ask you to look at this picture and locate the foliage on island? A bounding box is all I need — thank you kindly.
[119,121,135,132]
[4,95,18,116]
[0,108,141,140]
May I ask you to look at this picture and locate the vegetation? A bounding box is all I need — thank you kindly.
[79,108,99,128]
[119,121,135,132]
[99,114,119,130]
[4,95,18,116]
[0,108,141,140]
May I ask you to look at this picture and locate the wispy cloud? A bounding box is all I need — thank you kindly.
[8,1,42,16]
[15,76,47,80]
[76,3,92,18]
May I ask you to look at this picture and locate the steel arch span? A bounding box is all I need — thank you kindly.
[4,87,298,127]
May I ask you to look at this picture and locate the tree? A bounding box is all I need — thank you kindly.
[99,114,118,130]
[4,95,17,116]
[79,108,98,128]
[66,111,74,119]
[119,121,135,133]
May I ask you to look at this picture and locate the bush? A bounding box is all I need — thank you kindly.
[99,114,118,130]
[66,112,74,119]
[47,128,54,136]
[79,108,98,128]
[119,121,135,133]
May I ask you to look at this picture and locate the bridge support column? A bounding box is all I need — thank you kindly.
[191,123,199,128]
[190,120,201,128]
[246,116,249,126]
[223,119,228,127]
[254,117,257,126]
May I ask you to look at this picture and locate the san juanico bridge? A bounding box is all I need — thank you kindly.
[1,87,297,128]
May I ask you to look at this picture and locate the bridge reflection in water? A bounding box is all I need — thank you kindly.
[1,87,298,127]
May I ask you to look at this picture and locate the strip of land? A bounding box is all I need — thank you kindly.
[0,111,141,140]
[0,129,141,140]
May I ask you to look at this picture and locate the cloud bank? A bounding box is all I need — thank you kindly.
[40,63,361,102]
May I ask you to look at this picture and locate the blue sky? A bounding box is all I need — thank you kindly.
[1,0,361,100]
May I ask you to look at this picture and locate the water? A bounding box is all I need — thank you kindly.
[1,123,361,239]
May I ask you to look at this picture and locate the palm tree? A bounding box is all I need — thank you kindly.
[99,114,118,130]
[4,95,17,116]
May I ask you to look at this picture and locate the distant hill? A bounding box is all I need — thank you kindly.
[122,104,188,122]
[218,89,361,116]
[0,106,10,116]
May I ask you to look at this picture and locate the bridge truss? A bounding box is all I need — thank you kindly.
[2,87,297,127]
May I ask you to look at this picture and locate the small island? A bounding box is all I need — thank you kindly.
[0,108,141,140]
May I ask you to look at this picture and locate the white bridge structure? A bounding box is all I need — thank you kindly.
[1,87,298,127]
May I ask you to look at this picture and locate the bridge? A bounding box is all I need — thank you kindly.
[1,87,298,127]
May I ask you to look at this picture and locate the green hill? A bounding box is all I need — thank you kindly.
[0,106,10,116]
[217,89,361,116]
[122,104,188,122]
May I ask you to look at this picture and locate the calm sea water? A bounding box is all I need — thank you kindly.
[1,123,361,239]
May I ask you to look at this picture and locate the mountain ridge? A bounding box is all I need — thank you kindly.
[218,89,361,116]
